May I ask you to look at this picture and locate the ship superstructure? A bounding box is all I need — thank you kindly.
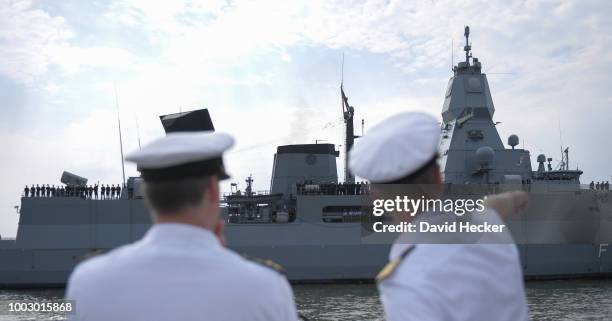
[1,26,611,287]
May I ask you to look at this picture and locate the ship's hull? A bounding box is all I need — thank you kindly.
[1,193,612,288]
[0,244,391,287]
[3,244,611,288]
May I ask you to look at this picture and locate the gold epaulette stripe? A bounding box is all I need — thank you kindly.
[242,254,286,275]
[375,246,415,283]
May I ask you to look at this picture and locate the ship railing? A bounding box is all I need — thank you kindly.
[296,182,371,196]
[440,182,601,195]
[581,183,610,191]
[533,182,608,192]
[20,184,132,200]
[222,190,272,197]
[514,182,608,192]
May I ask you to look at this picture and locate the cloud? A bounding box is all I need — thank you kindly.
[0,0,72,84]
[98,0,612,84]
[0,0,137,84]
[104,0,229,31]
[2,0,612,237]
[51,46,136,74]
[4,0,612,86]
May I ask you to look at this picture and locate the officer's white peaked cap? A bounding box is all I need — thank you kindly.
[349,112,439,183]
[125,131,234,181]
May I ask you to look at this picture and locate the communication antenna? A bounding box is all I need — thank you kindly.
[341,52,345,84]
[451,39,454,71]
[558,116,565,170]
[135,116,142,150]
[464,25,472,65]
[340,53,355,183]
[114,83,127,188]
[361,118,364,136]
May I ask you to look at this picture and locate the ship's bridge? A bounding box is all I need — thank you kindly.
[270,144,339,197]
[439,26,532,185]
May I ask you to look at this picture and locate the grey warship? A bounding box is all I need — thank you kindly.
[1,26,612,287]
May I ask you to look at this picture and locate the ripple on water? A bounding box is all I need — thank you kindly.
[2,280,612,321]
[526,279,612,321]
[293,284,384,321]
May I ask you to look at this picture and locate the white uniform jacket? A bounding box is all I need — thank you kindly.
[66,223,298,321]
[378,209,529,321]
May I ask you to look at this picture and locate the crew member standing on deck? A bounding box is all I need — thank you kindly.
[66,131,298,321]
[349,112,529,321]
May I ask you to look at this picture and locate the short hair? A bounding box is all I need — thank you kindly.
[375,157,441,203]
[144,177,211,215]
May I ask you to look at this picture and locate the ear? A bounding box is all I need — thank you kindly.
[433,164,442,184]
[208,176,220,205]
[213,219,226,247]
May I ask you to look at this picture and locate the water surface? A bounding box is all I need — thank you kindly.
[2,280,612,320]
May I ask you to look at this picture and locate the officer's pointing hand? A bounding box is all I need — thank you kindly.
[484,191,528,219]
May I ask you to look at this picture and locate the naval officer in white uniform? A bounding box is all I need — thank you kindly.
[66,131,299,321]
[349,112,529,321]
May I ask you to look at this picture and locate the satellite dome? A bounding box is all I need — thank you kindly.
[537,154,546,163]
[476,146,495,167]
[508,134,519,148]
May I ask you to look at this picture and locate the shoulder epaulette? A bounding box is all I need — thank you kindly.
[375,246,415,283]
[76,249,104,263]
[242,254,286,275]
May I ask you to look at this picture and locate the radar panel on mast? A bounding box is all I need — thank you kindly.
[160,109,215,133]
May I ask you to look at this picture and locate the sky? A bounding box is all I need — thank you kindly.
[1,0,611,237]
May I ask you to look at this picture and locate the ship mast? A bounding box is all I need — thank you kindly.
[114,83,127,188]
[341,83,355,183]
[245,175,254,196]
[464,25,472,65]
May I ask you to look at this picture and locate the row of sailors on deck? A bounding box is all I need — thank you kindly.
[23,184,123,199]
[296,181,370,195]
[590,181,610,190]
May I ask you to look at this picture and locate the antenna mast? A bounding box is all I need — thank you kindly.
[558,117,565,170]
[341,52,344,84]
[464,26,472,65]
[135,116,142,150]
[451,39,454,71]
[114,83,127,188]
[361,118,364,136]
[340,54,355,183]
